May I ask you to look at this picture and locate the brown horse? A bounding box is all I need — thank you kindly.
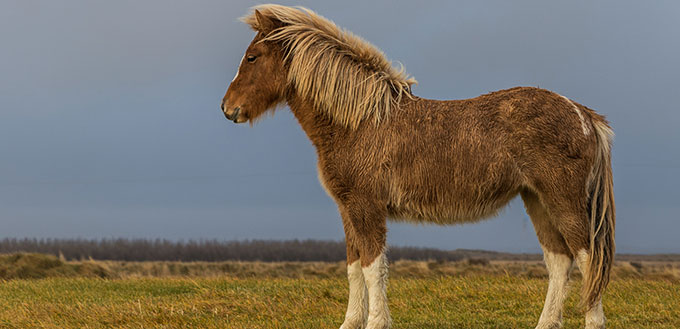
[221,5,615,329]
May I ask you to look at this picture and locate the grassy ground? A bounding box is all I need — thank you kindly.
[0,275,678,328]
[0,254,678,328]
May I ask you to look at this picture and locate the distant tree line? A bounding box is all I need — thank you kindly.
[0,238,484,262]
[4,238,670,262]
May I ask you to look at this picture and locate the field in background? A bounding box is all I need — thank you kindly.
[0,253,679,328]
[1,253,680,281]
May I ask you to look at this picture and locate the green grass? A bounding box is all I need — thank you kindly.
[0,276,677,329]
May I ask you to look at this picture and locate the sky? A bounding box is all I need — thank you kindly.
[1,0,678,253]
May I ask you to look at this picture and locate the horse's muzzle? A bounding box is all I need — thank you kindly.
[223,107,241,123]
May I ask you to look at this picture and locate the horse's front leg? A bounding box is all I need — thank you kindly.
[341,201,391,329]
[340,208,369,329]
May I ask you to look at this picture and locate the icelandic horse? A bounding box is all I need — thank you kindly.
[221,5,615,329]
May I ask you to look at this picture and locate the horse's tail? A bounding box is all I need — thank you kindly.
[582,118,616,310]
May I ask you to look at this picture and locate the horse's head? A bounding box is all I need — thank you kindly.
[221,10,288,124]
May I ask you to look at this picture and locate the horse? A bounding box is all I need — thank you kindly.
[220,5,615,329]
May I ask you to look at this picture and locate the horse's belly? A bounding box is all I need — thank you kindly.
[386,198,510,225]
[385,175,520,225]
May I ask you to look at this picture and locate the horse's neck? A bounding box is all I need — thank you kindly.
[286,94,345,150]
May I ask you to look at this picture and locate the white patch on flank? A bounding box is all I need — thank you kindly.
[576,249,606,329]
[362,252,391,329]
[340,261,368,329]
[559,94,590,136]
[231,55,245,82]
[536,248,573,329]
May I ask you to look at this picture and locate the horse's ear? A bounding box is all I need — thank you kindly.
[255,9,277,35]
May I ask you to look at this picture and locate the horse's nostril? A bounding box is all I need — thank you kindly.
[220,102,225,111]
[232,107,241,123]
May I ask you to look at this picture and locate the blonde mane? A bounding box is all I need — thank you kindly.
[242,4,416,129]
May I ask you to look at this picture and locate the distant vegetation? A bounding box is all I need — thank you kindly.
[0,238,677,262]
[0,238,542,262]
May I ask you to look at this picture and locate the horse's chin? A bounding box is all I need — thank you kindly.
[233,116,249,124]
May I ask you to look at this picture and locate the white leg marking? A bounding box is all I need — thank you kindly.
[536,248,573,329]
[576,250,606,329]
[340,260,368,329]
[585,301,606,329]
[559,94,590,136]
[362,252,391,329]
[231,55,245,82]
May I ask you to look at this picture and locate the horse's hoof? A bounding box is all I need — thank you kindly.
[535,322,562,329]
[339,320,365,329]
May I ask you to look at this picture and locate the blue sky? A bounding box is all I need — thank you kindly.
[1,0,678,253]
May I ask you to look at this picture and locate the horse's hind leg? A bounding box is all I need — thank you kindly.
[547,203,606,329]
[575,251,606,329]
[522,190,574,329]
[525,189,607,329]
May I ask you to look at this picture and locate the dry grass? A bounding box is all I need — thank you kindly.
[4,253,678,281]
[0,253,109,280]
[92,257,680,282]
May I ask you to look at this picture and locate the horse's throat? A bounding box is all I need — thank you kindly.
[287,96,342,149]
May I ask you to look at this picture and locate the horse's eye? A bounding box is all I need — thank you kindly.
[247,55,257,63]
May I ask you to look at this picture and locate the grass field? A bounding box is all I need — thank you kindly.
[0,276,678,328]
[0,254,678,328]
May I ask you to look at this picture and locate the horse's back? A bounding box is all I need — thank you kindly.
[383,87,602,224]
[384,93,523,224]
